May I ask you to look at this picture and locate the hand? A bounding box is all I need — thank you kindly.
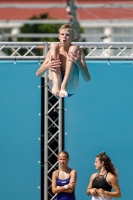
[97,188,106,197]
[90,188,98,196]
[68,51,81,64]
[49,55,61,72]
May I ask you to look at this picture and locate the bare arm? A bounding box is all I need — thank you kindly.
[64,169,77,193]
[36,51,61,77]
[52,169,77,194]
[36,51,50,77]
[86,173,98,196]
[97,173,121,198]
[52,170,66,194]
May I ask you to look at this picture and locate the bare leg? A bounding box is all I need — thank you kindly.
[49,43,62,96]
[60,46,79,97]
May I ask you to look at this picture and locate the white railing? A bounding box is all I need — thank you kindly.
[0,42,133,60]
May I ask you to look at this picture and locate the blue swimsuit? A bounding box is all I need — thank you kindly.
[56,169,76,200]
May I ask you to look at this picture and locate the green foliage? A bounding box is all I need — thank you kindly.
[15,13,63,55]
[18,13,62,42]
[14,13,86,55]
[18,13,85,43]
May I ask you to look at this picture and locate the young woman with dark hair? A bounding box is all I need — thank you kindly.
[87,151,121,200]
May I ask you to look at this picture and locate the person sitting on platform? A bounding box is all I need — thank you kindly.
[36,24,91,98]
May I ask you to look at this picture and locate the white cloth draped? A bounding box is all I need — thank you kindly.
[92,195,112,200]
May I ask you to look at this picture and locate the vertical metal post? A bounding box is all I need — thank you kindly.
[59,98,63,152]
[44,43,48,200]
[70,0,80,40]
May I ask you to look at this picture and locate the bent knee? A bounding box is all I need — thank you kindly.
[50,42,59,49]
[69,45,79,53]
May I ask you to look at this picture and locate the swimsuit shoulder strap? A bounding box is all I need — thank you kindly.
[57,170,59,178]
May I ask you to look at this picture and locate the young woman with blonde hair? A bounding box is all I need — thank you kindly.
[52,151,77,200]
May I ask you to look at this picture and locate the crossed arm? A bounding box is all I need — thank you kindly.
[36,47,91,83]
[36,50,61,77]
[52,170,77,194]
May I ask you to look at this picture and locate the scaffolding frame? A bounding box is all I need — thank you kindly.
[1,42,133,60]
[0,42,133,200]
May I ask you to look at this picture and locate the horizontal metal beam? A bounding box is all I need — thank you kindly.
[0,20,69,24]
[85,57,133,60]
[0,56,133,60]
[80,20,133,28]
[0,41,49,46]
[0,42,133,60]
[0,3,133,9]
[77,3,133,8]
[2,33,59,38]
[1,41,133,46]
[0,56,45,60]
[0,3,67,8]
[1,33,133,38]
[0,20,133,29]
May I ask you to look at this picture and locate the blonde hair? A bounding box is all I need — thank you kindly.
[59,24,76,39]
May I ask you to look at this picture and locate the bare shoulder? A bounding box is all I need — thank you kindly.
[69,169,77,183]
[107,172,116,178]
[91,173,97,180]
[88,173,97,186]
[107,172,118,182]
[52,170,58,177]
[70,169,77,175]
[70,169,77,179]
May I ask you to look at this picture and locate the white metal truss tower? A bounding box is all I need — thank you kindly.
[43,75,64,200]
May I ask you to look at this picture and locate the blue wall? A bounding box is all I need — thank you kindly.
[0,61,41,200]
[65,60,133,200]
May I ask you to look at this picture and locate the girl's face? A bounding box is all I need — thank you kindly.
[94,157,104,170]
[58,29,74,45]
[58,153,69,167]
